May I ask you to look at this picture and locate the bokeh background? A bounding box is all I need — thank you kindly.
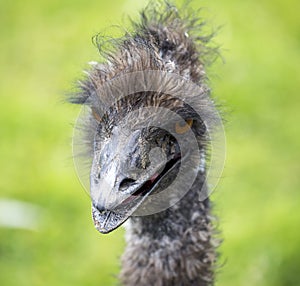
[1,0,299,285]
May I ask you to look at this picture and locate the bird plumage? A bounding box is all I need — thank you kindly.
[70,1,221,285]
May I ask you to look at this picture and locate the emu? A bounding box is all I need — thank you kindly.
[70,1,222,285]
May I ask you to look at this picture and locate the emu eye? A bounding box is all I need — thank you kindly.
[92,107,102,122]
[175,119,193,134]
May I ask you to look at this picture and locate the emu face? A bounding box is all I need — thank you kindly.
[89,94,205,233]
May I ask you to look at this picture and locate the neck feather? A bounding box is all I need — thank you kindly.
[119,174,218,286]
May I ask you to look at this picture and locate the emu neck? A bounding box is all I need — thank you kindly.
[120,175,216,286]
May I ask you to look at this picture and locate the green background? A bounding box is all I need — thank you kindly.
[0,0,299,285]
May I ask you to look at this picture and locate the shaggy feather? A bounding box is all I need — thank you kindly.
[70,1,221,285]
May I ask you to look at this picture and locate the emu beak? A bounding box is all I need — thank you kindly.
[90,127,181,234]
[90,128,151,234]
[90,155,146,234]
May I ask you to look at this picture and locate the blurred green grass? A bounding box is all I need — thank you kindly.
[0,0,299,285]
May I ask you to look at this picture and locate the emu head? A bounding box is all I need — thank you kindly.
[74,71,217,234]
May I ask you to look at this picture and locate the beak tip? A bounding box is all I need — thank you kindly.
[92,205,128,234]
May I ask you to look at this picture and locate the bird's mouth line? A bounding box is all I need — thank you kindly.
[120,155,181,206]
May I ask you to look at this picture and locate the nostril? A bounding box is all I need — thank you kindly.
[119,178,136,191]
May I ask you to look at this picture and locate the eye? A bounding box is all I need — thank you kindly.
[175,119,193,134]
[92,107,102,122]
